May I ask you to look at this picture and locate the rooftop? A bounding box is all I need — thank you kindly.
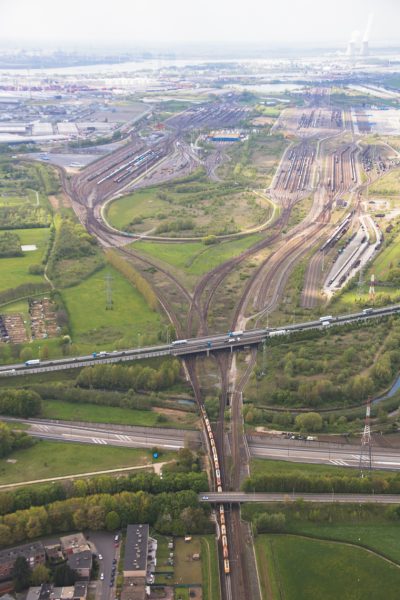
[0,542,45,564]
[123,525,149,574]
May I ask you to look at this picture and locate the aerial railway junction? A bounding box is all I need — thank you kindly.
[17,94,400,600]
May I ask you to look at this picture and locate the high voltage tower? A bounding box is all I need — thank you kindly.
[359,399,372,475]
[105,273,114,310]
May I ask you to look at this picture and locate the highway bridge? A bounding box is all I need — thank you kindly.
[198,492,400,504]
[0,304,399,377]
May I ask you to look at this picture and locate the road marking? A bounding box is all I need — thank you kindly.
[116,434,132,442]
[330,459,348,466]
[34,424,50,431]
[92,438,108,445]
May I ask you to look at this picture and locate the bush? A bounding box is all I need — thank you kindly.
[255,512,286,533]
[295,412,323,432]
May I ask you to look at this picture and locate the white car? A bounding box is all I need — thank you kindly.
[98,554,103,560]
[100,573,104,581]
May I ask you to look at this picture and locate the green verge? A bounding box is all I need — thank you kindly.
[40,399,198,429]
[255,534,400,600]
[200,535,221,600]
[250,458,393,479]
[0,440,172,484]
[133,233,263,276]
[61,265,162,352]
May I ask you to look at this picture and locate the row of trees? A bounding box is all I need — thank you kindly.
[0,282,51,306]
[0,421,35,458]
[0,389,42,418]
[105,249,158,311]
[76,360,181,392]
[242,471,400,495]
[0,206,50,230]
[0,490,212,548]
[0,470,208,516]
[31,383,155,411]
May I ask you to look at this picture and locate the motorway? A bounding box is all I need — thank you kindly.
[1,304,399,377]
[3,417,200,450]
[5,417,400,472]
[199,492,400,504]
[248,437,400,470]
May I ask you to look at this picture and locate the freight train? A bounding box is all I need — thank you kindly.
[199,403,230,574]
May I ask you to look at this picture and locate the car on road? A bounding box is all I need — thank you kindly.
[202,495,209,500]
[100,573,104,581]
[98,554,103,560]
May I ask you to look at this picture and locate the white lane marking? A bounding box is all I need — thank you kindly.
[34,424,50,431]
[329,459,348,466]
[116,434,132,442]
[92,438,108,445]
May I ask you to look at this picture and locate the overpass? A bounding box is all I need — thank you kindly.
[198,492,400,504]
[0,304,399,377]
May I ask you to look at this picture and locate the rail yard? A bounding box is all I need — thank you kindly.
[30,80,395,600]
[0,58,399,600]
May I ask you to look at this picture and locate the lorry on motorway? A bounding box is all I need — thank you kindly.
[25,359,40,366]
[228,330,243,337]
[269,329,287,337]
[319,315,333,322]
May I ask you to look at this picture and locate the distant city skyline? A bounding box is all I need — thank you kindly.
[0,0,399,49]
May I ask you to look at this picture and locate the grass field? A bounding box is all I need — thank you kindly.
[106,181,269,238]
[0,440,165,484]
[174,537,202,584]
[133,234,263,276]
[41,400,198,429]
[249,458,392,479]
[0,227,49,292]
[287,523,400,563]
[61,265,162,351]
[256,534,400,600]
[369,169,400,196]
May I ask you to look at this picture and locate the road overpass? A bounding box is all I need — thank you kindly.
[0,304,399,377]
[199,492,400,504]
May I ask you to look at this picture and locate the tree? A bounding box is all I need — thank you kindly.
[19,347,33,363]
[53,563,76,586]
[39,345,50,361]
[105,511,121,531]
[295,412,323,433]
[12,556,31,591]
[0,422,12,458]
[30,564,50,586]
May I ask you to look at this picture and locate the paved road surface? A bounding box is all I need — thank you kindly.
[199,492,400,504]
[5,417,400,471]
[2,417,200,449]
[249,439,400,470]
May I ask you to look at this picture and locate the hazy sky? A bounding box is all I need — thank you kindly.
[0,0,399,48]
